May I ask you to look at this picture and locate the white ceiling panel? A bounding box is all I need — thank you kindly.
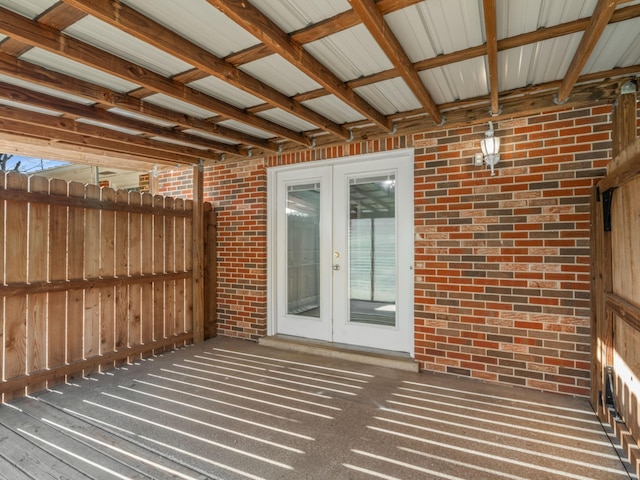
[188,76,264,110]
[302,95,366,125]
[257,108,318,132]
[19,48,140,93]
[355,78,421,116]
[143,93,218,120]
[240,54,321,96]
[305,25,394,82]
[0,0,56,19]
[107,108,177,128]
[386,0,484,62]
[420,57,489,104]
[120,0,259,58]
[251,0,351,33]
[64,16,192,78]
[216,119,276,140]
[0,74,96,105]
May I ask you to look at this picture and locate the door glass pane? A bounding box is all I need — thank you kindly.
[349,175,396,326]
[287,183,321,317]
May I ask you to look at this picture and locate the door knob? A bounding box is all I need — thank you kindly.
[333,264,340,271]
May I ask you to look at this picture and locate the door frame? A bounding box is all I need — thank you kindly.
[266,148,415,356]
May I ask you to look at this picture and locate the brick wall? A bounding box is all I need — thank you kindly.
[159,103,639,396]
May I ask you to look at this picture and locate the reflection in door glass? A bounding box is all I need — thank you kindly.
[287,183,321,317]
[349,175,396,326]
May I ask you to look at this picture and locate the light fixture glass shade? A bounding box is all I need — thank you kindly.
[481,135,500,156]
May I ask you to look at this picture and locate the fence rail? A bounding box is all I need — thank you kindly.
[0,171,214,402]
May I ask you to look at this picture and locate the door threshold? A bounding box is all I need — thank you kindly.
[259,335,419,372]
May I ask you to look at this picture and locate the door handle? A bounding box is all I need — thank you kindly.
[333,264,340,271]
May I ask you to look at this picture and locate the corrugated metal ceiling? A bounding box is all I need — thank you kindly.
[0,0,637,165]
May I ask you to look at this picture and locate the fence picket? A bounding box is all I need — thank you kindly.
[48,178,67,384]
[26,176,48,393]
[67,181,85,365]
[4,173,28,399]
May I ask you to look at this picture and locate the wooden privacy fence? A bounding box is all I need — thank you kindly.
[0,171,216,402]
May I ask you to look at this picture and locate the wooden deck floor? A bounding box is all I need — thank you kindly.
[0,337,636,480]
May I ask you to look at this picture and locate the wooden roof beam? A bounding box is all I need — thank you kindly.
[482,0,500,116]
[0,105,210,164]
[348,0,442,125]
[208,0,392,132]
[0,81,240,155]
[556,0,619,104]
[0,52,274,152]
[0,132,182,169]
[60,0,349,141]
[0,6,310,147]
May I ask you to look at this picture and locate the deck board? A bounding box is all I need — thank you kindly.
[0,337,635,480]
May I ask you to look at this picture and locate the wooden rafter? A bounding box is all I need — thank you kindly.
[207,0,392,132]
[0,53,274,152]
[0,6,311,147]
[59,0,349,140]
[0,81,240,155]
[0,132,180,169]
[482,0,499,116]
[348,0,442,125]
[289,3,640,108]
[556,0,618,103]
[0,105,214,163]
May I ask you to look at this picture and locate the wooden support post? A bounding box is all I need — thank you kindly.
[204,203,217,339]
[192,160,205,344]
[612,80,638,158]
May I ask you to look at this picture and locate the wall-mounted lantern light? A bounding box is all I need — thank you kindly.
[473,121,500,175]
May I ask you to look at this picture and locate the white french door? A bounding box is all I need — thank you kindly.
[268,150,414,353]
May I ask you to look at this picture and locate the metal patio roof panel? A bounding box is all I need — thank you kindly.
[76,118,145,136]
[526,32,584,86]
[257,108,319,133]
[420,57,489,105]
[239,54,321,97]
[182,129,240,146]
[0,0,56,19]
[385,0,484,62]
[304,24,394,82]
[106,108,177,129]
[63,16,193,78]
[584,17,640,72]
[0,98,62,116]
[120,0,259,58]
[301,95,367,125]
[355,78,421,116]
[188,76,265,110]
[250,0,351,33]
[216,119,276,140]
[0,73,96,106]
[142,93,219,120]
[19,48,141,93]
